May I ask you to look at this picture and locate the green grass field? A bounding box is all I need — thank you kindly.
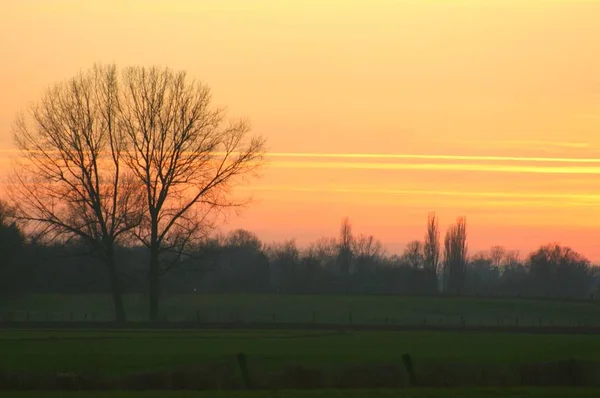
[1,329,599,376]
[2,294,600,326]
[4,389,600,398]
[4,295,600,391]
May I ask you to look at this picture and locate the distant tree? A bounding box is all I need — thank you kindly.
[467,250,500,295]
[10,65,144,322]
[528,243,592,298]
[443,217,468,294]
[489,245,506,268]
[336,217,354,277]
[267,239,301,292]
[118,66,266,320]
[306,237,338,269]
[503,250,521,268]
[226,229,263,252]
[0,200,24,279]
[353,234,384,275]
[423,212,440,273]
[216,230,269,293]
[401,240,424,269]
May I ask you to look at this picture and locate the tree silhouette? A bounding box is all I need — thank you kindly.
[423,212,440,273]
[443,217,468,294]
[117,66,266,320]
[402,240,424,269]
[528,243,592,298]
[10,65,144,321]
[337,217,353,278]
[0,200,24,283]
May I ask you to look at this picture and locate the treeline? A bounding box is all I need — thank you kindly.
[1,209,597,300]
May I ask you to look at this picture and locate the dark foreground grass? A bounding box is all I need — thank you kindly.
[2,294,600,326]
[2,329,600,375]
[4,388,600,397]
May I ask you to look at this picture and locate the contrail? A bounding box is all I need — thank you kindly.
[268,161,600,175]
[241,185,600,202]
[265,152,600,164]
[2,149,600,163]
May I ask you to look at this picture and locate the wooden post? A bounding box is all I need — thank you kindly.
[402,353,418,386]
[237,353,253,389]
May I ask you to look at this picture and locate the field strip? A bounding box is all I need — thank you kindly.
[3,322,600,335]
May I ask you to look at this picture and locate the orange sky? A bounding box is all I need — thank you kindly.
[1,0,600,260]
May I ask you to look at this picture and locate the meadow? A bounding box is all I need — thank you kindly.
[2,294,600,327]
[4,389,600,398]
[3,329,600,375]
[2,328,600,389]
[3,294,600,391]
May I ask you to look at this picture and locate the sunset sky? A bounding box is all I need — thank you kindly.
[1,0,600,260]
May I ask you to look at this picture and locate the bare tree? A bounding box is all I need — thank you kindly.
[10,64,143,321]
[0,199,24,279]
[353,234,384,260]
[267,239,300,292]
[337,217,353,277]
[353,234,384,275]
[0,199,16,228]
[443,217,468,294]
[117,66,266,321]
[226,229,263,252]
[489,245,505,268]
[402,240,424,269]
[305,237,338,270]
[503,249,520,268]
[423,212,440,273]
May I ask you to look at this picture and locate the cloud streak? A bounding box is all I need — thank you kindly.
[266,152,600,163]
[241,185,600,207]
[243,185,600,202]
[269,160,600,175]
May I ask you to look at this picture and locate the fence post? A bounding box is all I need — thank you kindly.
[402,353,418,386]
[237,353,253,390]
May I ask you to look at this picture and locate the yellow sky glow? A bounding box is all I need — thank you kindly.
[1,0,600,259]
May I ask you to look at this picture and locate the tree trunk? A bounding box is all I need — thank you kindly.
[106,252,127,323]
[148,244,160,322]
